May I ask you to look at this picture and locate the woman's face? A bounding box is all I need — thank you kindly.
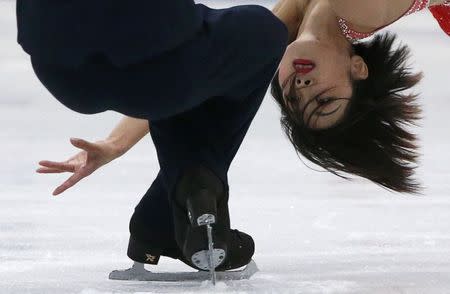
[278,38,368,130]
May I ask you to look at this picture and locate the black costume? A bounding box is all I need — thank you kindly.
[17,0,287,266]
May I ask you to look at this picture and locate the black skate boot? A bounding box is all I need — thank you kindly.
[198,188,255,271]
[126,234,182,265]
[109,231,258,282]
[125,229,255,271]
[172,165,229,283]
[216,229,255,271]
[110,166,257,283]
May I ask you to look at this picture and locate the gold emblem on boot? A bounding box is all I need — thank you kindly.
[145,253,159,264]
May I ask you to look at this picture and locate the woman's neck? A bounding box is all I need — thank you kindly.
[296,0,351,50]
[272,0,310,43]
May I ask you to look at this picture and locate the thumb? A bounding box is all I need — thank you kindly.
[70,138,97,151]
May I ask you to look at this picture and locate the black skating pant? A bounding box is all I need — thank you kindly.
[31,52,281,263]
[129,60,280,261]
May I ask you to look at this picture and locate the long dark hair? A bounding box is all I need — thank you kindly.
[271,33,423,193]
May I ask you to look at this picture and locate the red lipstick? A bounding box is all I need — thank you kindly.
[293,59,315,75]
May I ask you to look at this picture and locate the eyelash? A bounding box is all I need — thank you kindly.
[317,97,332,105]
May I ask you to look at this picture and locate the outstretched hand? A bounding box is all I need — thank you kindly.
[36,138,121,196]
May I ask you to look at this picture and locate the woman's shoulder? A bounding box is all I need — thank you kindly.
[329,0,424,32]
[328,0,389,30]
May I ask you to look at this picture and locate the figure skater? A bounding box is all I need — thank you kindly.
[31,0,449,279]
[20,0,288,276]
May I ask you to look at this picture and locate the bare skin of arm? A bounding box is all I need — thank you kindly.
[37,116,150,195]
[106,116,150,156]
[328,0,447,32]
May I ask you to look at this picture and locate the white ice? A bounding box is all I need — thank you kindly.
[1,0,450,293]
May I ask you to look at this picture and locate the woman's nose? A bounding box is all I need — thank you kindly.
[295,77,312,88]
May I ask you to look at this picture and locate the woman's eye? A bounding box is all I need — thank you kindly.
[318,97,332,105]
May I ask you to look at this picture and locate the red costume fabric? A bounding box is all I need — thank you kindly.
[338,0,450,42]
[429,2,450,36]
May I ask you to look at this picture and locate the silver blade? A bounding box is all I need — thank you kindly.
[109,260,259,282]
[206,223,216,285]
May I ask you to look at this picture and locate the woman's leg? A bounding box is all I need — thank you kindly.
[30,50,214,120]
[148,57,281,270]
[127,170,181,264]
[31,49,282,267]
[150,56,281,196]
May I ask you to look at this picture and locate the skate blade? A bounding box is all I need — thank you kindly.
[191,248,225,270]
[108,260,259,282]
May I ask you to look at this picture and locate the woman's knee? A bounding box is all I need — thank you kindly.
[31,58,107,114]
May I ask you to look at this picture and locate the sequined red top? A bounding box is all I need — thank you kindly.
[338,0,431,42]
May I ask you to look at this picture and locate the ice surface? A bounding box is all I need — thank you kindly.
[1,0,450,293]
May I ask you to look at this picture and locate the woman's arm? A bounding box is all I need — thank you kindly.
[36,116,151,195]
[328,0,418,31]
[106,116,150,157]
